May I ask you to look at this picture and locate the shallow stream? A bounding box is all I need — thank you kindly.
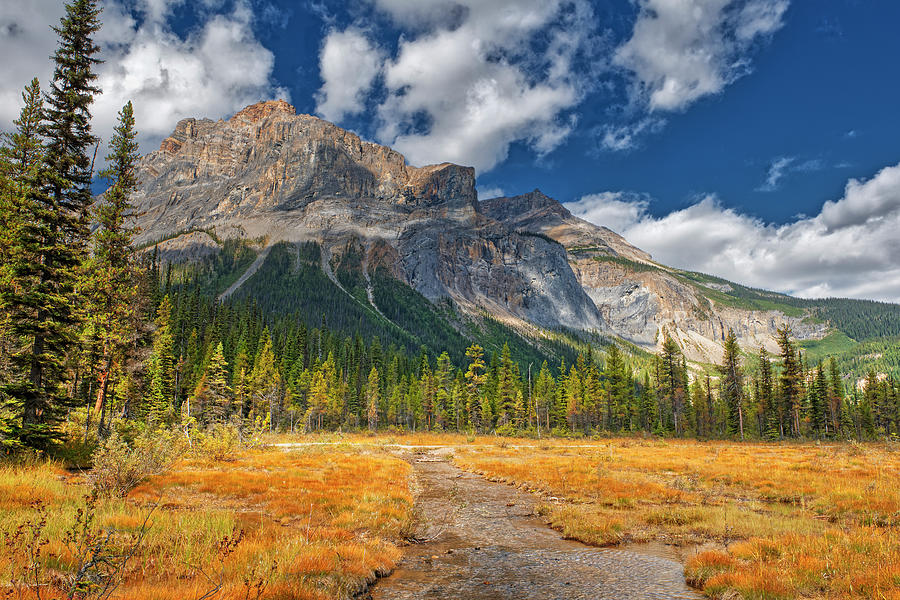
[369,449,703,600]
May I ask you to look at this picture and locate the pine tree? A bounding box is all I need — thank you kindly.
[811,363,828,437]
[22,0,102,447]
[660,334,685,435]
[189,341,232,425]
[250,329,281,429]
[564,364,582,432]
[603,345,629,432]
[776,327,803,437]
[419,354,434,430]
[305,369,328,431]
[757,349,778,440]
[45,0,102,242]
[434,352,452,430]
[0,79,81,449]
[719,330,744,440]
[84,102,140,433]
[366,366,379,431]
[532,361,555,434]
[464,344,487,431]
[495,343,518,427]
[147,296,177,424]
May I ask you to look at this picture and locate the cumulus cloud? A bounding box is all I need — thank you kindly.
[565,161,900,302]
[315,27,383,122]
[614,0,789,112]
[0,0,286,154]
[315,0,598,173]
[565,191,650,234]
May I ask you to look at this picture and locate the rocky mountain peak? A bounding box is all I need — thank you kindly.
[479,189,571,222]
[229,99,296,124]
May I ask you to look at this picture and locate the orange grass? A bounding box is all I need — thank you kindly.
[0,447,412,600]
[453,437,900,599]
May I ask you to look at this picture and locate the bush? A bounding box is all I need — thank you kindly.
[88,429,181,497]
[194,423,242,462]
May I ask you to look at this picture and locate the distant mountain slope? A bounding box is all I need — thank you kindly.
[132,100,900,370]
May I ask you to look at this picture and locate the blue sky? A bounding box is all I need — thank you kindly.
[2,0,900,301]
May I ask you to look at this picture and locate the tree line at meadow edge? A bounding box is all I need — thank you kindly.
[1,1,899,455]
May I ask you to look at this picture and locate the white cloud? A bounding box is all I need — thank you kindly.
[614,0,789,112]
[315,27,383,122]
[566,161,900,302]
[757,156,794,191]
[314,0,597,173]
[0,0,286,154]
[598,117,665,152]
[565,191,650,233]
[477,186,504,200]
[757,155,826,191]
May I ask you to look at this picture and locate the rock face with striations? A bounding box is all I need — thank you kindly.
[482,190,825,360]
[133,100,606,332]
[134,100,826,362]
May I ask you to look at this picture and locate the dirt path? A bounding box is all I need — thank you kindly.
[370,449,702,600]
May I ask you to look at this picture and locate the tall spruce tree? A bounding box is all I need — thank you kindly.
[147,296,177,424]
[0,0,103,450]
[0,78,82,449]
[776,327,803,437]
[719,330,744,440]
[366,366,379,431]
[464,344,486,430]
[0,80,54,449]
[189,341,232,425]
[84,102,140,433]
[45,0,102,240]
[758,349,778,440]
[659,334,685,435]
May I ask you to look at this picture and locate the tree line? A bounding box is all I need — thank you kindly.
[136,282,900,441]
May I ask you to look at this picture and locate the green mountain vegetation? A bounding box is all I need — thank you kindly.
[593,256,900,379]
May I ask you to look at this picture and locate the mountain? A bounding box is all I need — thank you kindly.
[135,100,603,335]
[132,100,900,369]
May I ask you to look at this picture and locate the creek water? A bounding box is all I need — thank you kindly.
[369,450,703,600]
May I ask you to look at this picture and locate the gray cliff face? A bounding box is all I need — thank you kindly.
[483,192,826,362]
[132,101,606,333]
[481,190,652,263]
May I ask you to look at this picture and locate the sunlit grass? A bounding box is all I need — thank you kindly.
[453,437,900,599]
[0,447,412,599]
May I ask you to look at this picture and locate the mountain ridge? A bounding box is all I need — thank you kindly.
[131,100,897,364]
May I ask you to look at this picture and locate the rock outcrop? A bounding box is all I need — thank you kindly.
[482,191,826,361]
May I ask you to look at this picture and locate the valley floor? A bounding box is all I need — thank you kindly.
[2,434,899,599]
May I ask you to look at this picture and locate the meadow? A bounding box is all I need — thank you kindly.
[3,434,899,599]
[454,437,900,600]
[0,443,412,600]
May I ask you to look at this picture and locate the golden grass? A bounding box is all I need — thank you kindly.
[6,434,898,599]
[453,437,900,599]
[0,446,412,600]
